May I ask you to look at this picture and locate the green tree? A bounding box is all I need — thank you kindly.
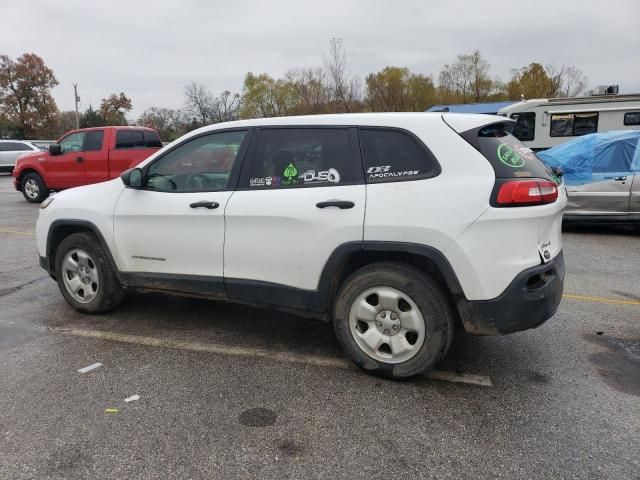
[99,92,132,125]
[80,105,105,128]
[507,63,554,99]
[239,73,298,118]
[365,66,437,111]
[0,53,59,138]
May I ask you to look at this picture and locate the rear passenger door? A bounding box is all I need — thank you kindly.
[223,127,365,309]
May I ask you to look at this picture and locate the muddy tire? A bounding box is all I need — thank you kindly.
[333,262,454,379]
[54,232,125,314]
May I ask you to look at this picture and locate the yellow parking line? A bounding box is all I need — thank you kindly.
[563,293,640,306]
[0,228,35,236]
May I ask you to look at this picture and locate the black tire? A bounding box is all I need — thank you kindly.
[54,232,125,314]
[21,172,49,203]
[333,262,454,379]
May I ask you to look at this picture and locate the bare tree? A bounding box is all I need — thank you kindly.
[286,67,330,114]
[438,50,493,103]
[184,82,214,126]
[545,64,588,98]
[323,38,362,112]
[210,90,240,123]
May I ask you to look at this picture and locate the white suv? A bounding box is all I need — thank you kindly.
[36,113,566,378]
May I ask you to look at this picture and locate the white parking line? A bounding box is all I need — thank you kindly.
[77,362,103,373]
[50,326,493,387]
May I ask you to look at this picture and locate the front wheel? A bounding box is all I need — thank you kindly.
[54,232,125,313]
[21,172,49,203]
[333,262,454,379]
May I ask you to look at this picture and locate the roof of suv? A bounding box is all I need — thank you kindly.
[188,112,509,138]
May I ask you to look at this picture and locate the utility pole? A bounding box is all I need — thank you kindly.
[73,84,80,129]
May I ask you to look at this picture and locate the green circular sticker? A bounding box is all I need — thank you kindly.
[497,144,525,168]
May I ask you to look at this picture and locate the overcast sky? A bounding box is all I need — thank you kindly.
[3,0,639,118]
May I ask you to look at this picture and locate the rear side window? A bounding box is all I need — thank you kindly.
[624,112,640,126]
[115,131,134,149]
[245,128,361,188]
[550,112,598,137]
[2,142,32,152]
[143,131,162,148]
[84,131,104,151]
[359,129,440,183]
[462,123,553,180]
[132,131,145,147]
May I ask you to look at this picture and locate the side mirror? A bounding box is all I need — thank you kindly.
[120,168,143,188]
[49,144,62,156]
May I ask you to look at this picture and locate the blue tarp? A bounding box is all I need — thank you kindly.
[426,101,515,114]
[537,131,640,186]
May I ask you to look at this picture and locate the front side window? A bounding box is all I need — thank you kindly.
[624,112,640,126]
[360,128,439,183]
[245,128,360,188]
[59,132,86,153]
[145,130,247,192]
[83,131,104,151]
[511,112,536,142]
[550,112,598,137]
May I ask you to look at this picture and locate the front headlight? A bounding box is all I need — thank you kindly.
[40,197,55,209]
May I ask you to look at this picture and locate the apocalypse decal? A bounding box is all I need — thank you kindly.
[367,165,420,179]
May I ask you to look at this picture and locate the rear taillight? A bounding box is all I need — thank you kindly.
[496,179,558,206]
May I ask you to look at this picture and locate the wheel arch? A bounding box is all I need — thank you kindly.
[16,166,45,184]
[46,220,120,281]
[315,242,466,316]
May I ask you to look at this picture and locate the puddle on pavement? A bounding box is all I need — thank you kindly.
[238,407,277,427]
[584,333,640,397]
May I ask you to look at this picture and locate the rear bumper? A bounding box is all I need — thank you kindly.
[457,251,565,335]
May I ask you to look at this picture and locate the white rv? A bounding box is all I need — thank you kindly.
[498,94,640,150]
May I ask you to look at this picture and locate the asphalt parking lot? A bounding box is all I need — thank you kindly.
[1,174,639,480]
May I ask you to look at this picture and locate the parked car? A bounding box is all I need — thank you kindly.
[36,113,566,378]
[538,130,640,223]
[0,140,41,173]
[12,126,162,203]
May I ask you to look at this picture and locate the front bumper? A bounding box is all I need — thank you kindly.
[457,251,565,335]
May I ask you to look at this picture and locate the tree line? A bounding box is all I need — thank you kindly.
[1,39,592,140]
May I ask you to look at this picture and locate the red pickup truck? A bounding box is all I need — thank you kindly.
[13,126,162,202]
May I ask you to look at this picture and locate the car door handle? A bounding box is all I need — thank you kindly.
[316,200,355,209]
[76,156,83,164]
[613,176,627,181]
[189,201,219,209]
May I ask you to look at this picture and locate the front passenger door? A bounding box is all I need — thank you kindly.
[113,130,250,296]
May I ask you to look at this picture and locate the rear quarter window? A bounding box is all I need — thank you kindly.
[462,123,553,180]
[359,128,440,183]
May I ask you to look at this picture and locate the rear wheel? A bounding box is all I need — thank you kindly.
[54,232,125,313]
[21,172,49,203]
[333,262,454,378]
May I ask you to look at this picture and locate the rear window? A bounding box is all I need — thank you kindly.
[463,123,553,180]
[143,131,162,148]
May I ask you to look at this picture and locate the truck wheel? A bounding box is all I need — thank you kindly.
[21,172,49,203]
[333,262,454,379]
[54,232,125,314]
